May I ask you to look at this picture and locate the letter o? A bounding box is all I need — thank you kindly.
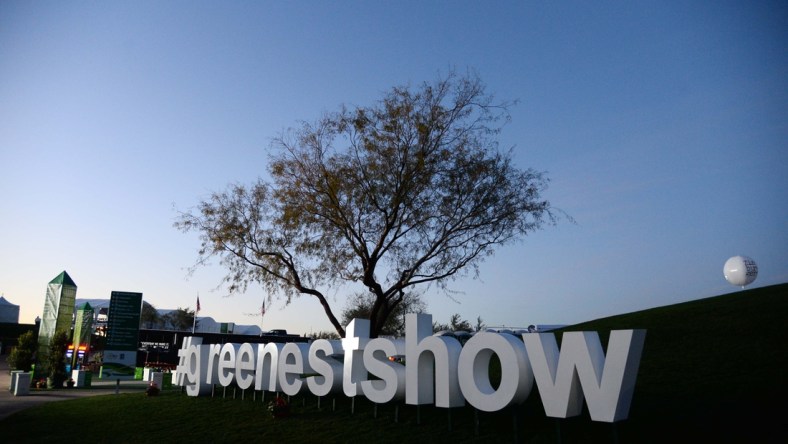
[458,332,533,412]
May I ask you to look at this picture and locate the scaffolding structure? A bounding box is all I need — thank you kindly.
[36,271,77,375]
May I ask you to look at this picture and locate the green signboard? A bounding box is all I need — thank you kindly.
[101,291,142,379]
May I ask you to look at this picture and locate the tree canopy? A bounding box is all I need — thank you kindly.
[432,313,479,333]
[46,330,69,386]
[140,301,161,329]
[163,307,196,332]
[176,72,554,337]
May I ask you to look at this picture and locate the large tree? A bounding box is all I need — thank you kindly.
[176,72,554,337]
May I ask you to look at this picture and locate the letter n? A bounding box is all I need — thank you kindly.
[255,342,284,392]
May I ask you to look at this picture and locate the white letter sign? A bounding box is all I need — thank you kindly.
[174,316,646,423]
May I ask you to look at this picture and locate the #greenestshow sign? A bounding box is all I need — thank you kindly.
[176,313,646,423]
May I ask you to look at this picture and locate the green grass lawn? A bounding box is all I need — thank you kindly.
[3,284,787,443]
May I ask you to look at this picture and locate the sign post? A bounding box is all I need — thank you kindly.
[100,291,142,380]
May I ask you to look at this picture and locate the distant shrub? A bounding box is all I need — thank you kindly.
[309,331,341,340]
[7,331,36,372]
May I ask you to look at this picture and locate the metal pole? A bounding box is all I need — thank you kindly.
[512,406,518,443]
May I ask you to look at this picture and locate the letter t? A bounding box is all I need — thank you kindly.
[341,318,371,397]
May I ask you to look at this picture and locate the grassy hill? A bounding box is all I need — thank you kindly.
[568,283,788,442]
[2,284,786,443]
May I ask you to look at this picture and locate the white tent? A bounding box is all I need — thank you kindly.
[0,296,20,323]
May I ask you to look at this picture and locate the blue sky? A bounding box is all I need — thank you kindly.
[1,1,786,334]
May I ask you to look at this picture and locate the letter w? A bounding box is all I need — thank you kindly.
[523,330,646,423]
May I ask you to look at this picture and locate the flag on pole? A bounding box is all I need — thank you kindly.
[193,295,200,334]
[259,301,266,333]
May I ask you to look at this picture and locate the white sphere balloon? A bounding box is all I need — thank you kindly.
[723,256,758,287]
